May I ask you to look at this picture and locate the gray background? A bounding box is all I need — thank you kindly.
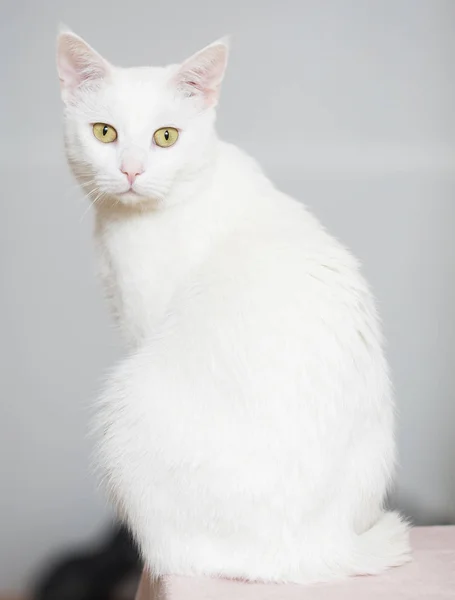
[1,0,454,593]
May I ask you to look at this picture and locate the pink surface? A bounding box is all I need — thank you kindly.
[135,527,455,599]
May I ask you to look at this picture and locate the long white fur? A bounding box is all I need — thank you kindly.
[57,30,411,583]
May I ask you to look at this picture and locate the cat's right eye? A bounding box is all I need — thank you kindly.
[93,123,118,143]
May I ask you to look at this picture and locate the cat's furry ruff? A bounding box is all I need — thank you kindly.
[57,30,410,584]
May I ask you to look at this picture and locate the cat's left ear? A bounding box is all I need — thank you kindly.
[174,38,229,108]
[57,28,111,103]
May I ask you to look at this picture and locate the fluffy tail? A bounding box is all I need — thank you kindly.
[352,511,411,575]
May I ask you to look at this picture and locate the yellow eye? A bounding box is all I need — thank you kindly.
[153,127,179,148]
[93,123,118,143]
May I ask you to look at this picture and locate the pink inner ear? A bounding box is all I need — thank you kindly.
[185,81,199,95]
[178,74,206,99]
[58,34,109,95]
[183,66,210,91]
[175,41,228,105]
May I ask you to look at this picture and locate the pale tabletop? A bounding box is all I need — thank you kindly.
[135,527,455,599]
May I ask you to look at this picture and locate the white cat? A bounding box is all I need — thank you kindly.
[57,30,410,584]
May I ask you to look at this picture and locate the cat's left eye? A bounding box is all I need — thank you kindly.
[93,123,118,143]
[153,127,179,148]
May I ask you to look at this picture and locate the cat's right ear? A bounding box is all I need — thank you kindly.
[57,28,111,103]
[173,38,229,108]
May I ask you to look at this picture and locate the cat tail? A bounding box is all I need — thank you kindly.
[352,510,411,574]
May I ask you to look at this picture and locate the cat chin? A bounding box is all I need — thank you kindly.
[117,190,143,202]
[109,190,163,209]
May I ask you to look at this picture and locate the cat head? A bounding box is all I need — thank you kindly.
[57,29,229,208]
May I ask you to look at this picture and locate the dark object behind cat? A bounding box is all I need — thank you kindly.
[32,525,141,600]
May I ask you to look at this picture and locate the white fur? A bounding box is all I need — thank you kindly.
[58,31,410,583]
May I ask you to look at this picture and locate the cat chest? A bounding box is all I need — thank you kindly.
[95,221,193,343]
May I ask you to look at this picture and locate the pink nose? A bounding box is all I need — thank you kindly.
[120,160,144,186]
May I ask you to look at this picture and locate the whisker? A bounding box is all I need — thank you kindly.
[63,179,98,202]
[79,189,105,223]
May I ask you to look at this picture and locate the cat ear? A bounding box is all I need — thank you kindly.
[174,38,229,107]
[57,28,111,102]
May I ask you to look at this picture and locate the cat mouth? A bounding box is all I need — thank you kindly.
[118,189,141,197]
[115,188,161,204]
[114,188,152,205]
